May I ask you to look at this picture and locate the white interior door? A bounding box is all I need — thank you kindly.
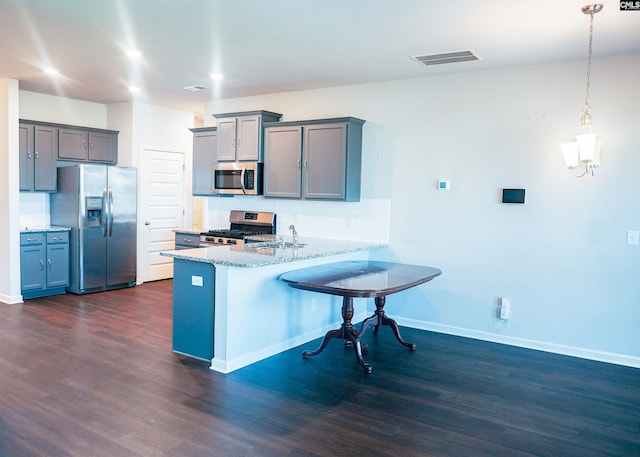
[139,148,185,282]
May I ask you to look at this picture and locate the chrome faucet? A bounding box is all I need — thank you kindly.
[289,224,298,247]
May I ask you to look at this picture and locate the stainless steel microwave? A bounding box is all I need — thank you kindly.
[213,162,263,195]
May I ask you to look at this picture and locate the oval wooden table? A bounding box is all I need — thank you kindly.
[279,260,442,373]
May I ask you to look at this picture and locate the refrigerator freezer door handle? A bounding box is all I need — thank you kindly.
[108,188,114,237]
[102,188,108,237]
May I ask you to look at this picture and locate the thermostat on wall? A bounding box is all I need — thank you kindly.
[502,188,526,204]
[437,179,450,191]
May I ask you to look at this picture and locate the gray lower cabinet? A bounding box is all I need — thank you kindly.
[58,127,118,163]
[175,232,201,250]
[263,117,365,201]
[20,231,70,299]
[19,122,58,192]
[191,127,217,195]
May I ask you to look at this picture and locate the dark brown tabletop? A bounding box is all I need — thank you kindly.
[279,261,442,373]
[279,260,442,298]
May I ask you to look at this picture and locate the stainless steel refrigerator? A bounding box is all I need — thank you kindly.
[51,164,137,294]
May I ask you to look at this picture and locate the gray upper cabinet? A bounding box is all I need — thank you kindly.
[191,127,217,195]
[214,110,282,162]
[263,125,303,198]
[19,122,58,192]
[88,130,118,162]
[263,117,365,202]
[58,127,118,163]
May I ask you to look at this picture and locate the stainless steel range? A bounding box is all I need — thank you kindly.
[200,210,276,247]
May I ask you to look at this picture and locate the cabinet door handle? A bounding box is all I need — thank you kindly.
[26,237,38,242]
[48,259,52,269]
[296,160,300,170]
[83,140,87,150]
[40,260,44,270]
[89,142,94,149]
[35,151,39,159]
[27,151,32,160]
[303,159,308,170]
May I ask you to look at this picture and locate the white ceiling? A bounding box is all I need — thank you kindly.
[1,0,638,114]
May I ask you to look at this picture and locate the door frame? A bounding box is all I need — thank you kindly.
[138,147,188,284]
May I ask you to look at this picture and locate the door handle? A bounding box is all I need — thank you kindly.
[145,221,151,226]
[102,188,108,237]
[108,188,114,237]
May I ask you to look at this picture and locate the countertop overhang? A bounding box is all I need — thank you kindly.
[160,237,387,268]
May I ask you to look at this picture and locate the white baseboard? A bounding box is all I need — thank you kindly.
[0,293,24,304]
[396,317,640,369]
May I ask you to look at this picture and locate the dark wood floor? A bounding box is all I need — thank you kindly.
[1,280,638,457]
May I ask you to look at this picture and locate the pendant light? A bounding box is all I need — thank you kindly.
[560,3,603,177]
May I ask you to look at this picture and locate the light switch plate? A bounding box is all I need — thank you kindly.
[627,230,639,246]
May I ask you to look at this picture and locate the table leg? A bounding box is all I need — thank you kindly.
[302,296,372,374]
[360,296,416,351]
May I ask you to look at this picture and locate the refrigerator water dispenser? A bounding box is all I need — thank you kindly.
[86,197,103,227]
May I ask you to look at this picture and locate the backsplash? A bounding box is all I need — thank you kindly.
[19,192,50,229]
[203,197,390,243]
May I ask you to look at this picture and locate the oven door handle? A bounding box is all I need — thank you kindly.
[240,166,247,194]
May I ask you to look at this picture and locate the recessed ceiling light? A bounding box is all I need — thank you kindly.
[126,49,142,59]
[44,67,59,75]
[128,85,141,93]
[209,73,223,81]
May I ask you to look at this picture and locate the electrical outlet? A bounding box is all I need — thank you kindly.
[627,230,639,246]
[499,297,510,320]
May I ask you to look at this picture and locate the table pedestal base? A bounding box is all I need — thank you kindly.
[360,296,416,351]
[302,296,372,374]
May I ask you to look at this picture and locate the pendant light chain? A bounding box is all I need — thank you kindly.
[583,11,595,121]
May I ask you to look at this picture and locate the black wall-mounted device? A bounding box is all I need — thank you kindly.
[502,188,526,204]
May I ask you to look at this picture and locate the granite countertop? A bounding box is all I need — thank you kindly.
[160,237,387,268]
[21,226,71,233]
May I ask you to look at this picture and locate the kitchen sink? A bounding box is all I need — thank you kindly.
[245,241,306,249]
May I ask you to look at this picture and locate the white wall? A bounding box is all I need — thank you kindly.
[0,79,21,304]
[203,53,640,366]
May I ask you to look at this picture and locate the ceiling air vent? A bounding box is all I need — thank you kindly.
[183,85,208,92]
[411,50,480,67]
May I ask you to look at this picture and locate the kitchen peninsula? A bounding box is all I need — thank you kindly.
[160,238,386,373]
